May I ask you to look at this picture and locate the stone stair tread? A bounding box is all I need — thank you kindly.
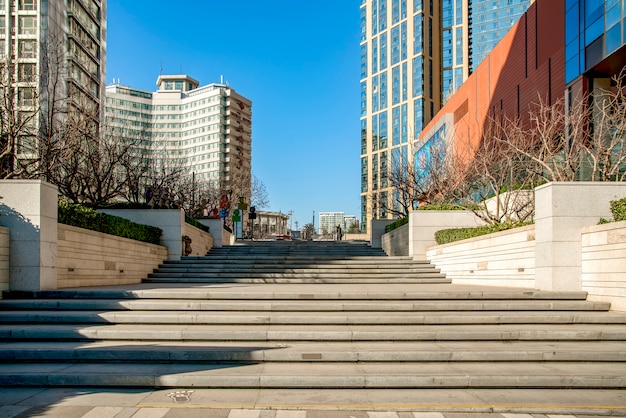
[1,340,625,362]
[142,278,451,284]
[1,310,625,324]
[0,361,623,388]
[2,323,626,341]
[0,299,609,312]
[1,283,593,301]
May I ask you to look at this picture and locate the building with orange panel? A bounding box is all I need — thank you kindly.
[418,0,565,166]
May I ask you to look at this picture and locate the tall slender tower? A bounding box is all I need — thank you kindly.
[360,0,531,232]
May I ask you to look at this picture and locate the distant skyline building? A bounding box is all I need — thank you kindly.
[319,212,346,235]
[360,0,532,231]
[319,212,359,234]
[105,74,252,198]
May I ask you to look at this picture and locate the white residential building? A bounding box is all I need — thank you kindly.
[105,74,252,197]
[319,212,346,235]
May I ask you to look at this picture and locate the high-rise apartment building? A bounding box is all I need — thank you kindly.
[319,212,347,234]
[360,0,531,231]
[105,74,252,200]
[441,0,533,100]
[467,0,533,72]
[0,0,107,170]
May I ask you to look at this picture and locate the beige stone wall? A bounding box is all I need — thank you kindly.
[582,221,626,312]
[427,225,536,288]
[382,224,409,256]
[57,224,168,288]
[182,224,214,257]
[0,227,9,297]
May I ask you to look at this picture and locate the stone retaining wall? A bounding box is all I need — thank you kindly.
[427,225,536,288]
[582,221,626,312]
[57,224,168,288]
[381,224,409,256]
[182,223,214,256]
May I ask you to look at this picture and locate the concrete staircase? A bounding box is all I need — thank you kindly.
[145,241,449,284]
[0,240,625,389]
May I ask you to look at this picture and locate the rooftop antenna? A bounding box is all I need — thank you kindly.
[159,61,163,75]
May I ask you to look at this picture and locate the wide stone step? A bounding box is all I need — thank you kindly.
[152,263,439,273]
[2,286,592,301]
[2,340,625,363]
[0,361,623,388]
[1,310,625,325]
[0,299,609,312]
[142,276,451,284]
[2,323,626,342]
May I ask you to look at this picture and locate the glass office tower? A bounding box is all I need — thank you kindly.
[360,0,532,231]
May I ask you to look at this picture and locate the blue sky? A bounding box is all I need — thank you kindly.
[106,1,361,230]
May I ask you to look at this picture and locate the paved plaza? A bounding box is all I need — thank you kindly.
[1,388,626,417]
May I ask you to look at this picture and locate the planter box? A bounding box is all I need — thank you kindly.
[99,208,213,260]
[382,223,409,256]
[427,224,536,288]
[0,180,58,291]
[408,210,484,259]
[582,220,626,312]
[57,224,168,288]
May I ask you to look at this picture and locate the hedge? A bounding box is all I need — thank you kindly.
[58,201,162,245]
[434,222,531,245]
[185,215,210,233]
[385,217,408,233]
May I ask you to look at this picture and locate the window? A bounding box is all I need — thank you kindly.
[175,81,183,90]
[19,16,36,35]
[19,0,36,10]
[360,44,368,79]
[19,63,36,82]
[18,87,35,107]
[18,39,37,58]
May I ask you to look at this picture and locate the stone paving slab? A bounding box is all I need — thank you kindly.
[1,388,626,417]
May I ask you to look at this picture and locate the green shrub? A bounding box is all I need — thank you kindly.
[385,217,409,233]
[610,197,626,222]
[417,203,466,211]
[58,201,162,245]
[185,215,210,233]
[435,222,532,245]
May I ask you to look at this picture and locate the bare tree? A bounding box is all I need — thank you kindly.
[251,174,270,209]
[500,69,626,184]
[376,132,463,219]
[453,118,537,224]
